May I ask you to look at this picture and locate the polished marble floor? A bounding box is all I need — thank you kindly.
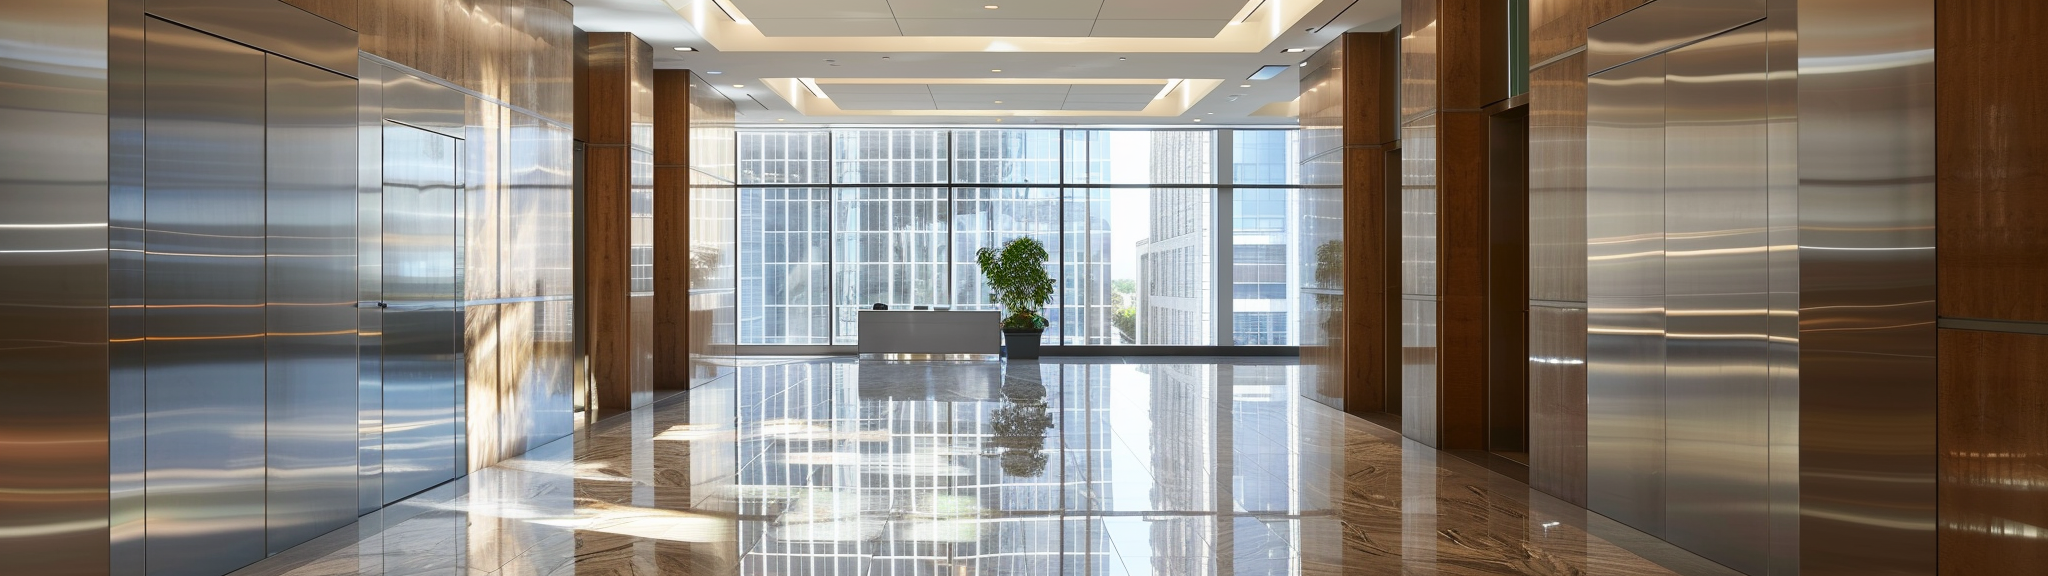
[233,358,1738,576]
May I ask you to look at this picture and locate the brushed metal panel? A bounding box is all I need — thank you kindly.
[1761,6,1800,574]
[1529,305,1589,507]
[1797,0,1936,573]
[142,20,268,576]
[145,0,357,77]
[1661,25,1771,574]
[1529,54,1588,303]
[264,55,361,553]
[383,69,467,139]
[358,56,386,515]
[1401,298,1439,447]
[0,0,110,572]
[1586,0,1765,75]
[112,0,146,571]
[382,122,464,503]
[1584,55,1666,537]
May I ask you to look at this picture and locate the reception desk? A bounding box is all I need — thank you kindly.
[856,310,1001,356]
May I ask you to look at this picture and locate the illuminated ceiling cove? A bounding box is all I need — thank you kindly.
[573,0,1401,124]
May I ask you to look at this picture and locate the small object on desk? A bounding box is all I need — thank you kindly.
[913,305,930,310]
[873,303,888,310]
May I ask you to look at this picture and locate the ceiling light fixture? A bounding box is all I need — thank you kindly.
[1153,79,1183,100]
[995,100,1004,104]
[1247,65,1289,80]
[991,69,1003,72]
[1283,48,1307,53]
[706,71,723,75]
[1240,84,1252,88]
[1193,119,1203,122]
[732,84,745,88]
[1299,61,1308,67]
[673,46,695,52]
[984,4,999,8]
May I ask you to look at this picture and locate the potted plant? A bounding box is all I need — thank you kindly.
[975,237,1056,359]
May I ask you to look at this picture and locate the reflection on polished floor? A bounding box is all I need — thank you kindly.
[233,358,1736,576]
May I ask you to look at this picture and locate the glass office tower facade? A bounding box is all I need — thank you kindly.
[737,128,1305,347]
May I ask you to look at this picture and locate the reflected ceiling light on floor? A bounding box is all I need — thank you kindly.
[673,46,695,52]
[1247,65,1289,80]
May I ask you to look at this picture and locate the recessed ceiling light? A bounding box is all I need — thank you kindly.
[673,46,695,52]
[985,4,998,8]
[1193,119,1203,122]
[1118,57,1128,61]
[995,100,1004,104]
[777,118,786,122]
[732,84,745,88]
[706,71,722,75]
[1298,62,1307,67]
[991,69,1002,73]
[1283,48,1307,53]
[1240,84,1252,88]
[1207,112,1215,115]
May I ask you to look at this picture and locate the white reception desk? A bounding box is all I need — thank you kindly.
[856,310,1001,356]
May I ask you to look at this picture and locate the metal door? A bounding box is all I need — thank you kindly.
[380,122,463,504]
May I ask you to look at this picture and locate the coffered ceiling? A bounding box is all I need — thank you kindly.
[571,0,1401,125]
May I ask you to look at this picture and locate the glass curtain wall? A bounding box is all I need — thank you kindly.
[738,128,1307,347]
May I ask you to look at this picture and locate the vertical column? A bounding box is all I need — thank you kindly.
[1344,32,1402,415]
[1402,0,1510,449]
[581,32,654,411]
[1525,0,1590,502]
[654,70,691,389]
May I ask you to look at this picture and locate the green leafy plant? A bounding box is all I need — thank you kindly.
[975,237,1056,331]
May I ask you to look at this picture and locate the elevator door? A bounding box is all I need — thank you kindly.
[381,123,463,504]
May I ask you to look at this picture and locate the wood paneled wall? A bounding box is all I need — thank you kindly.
[1300,31,1400,416]
[1401,0,1509,450]
[292,0,574,125]
[654,70,692,390]
[581,32,655,412]
[1937,0,2048,570]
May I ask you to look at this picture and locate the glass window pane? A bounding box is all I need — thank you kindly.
[1062,130,1216,185]
[833,187,950,344]
[953,130,1061,184]
[1064,188,1214,345]
[739,130,830,184]
[834,129,950,184]
[739,187,832,344]
[1232,130,1300,185]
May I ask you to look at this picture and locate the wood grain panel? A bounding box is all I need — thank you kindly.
[1432,110,1490,450]
[280,0,357,30]
[1529,305,1587,506]
[1530,54,1587,302]
[1529,0,1584,65]
[1939,328,2048,574]
[652,70,692,390]
[1343,32,1399,148]
[1437,0,1507,110]
[1937,0,2048,322]
[583,33,637,147]
[584,144,633,411]
[1345,146,1394,413]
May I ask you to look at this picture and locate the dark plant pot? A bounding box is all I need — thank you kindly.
[1002,328,1045,359]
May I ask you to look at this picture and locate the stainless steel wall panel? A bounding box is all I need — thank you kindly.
[381,123,464,503]
[384,70,467,139]
[1796,0,1936,573]
[264,55,361,554]
[0,1,111,572]
[111,0,147,571]
[1587,0,1766,75]
[142,19,268,576]
[1585,55,1666,537]
[1661,25,1772,574]
[1762,6,1801,574]
[358,57,387,516]
[144,0,356,77]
